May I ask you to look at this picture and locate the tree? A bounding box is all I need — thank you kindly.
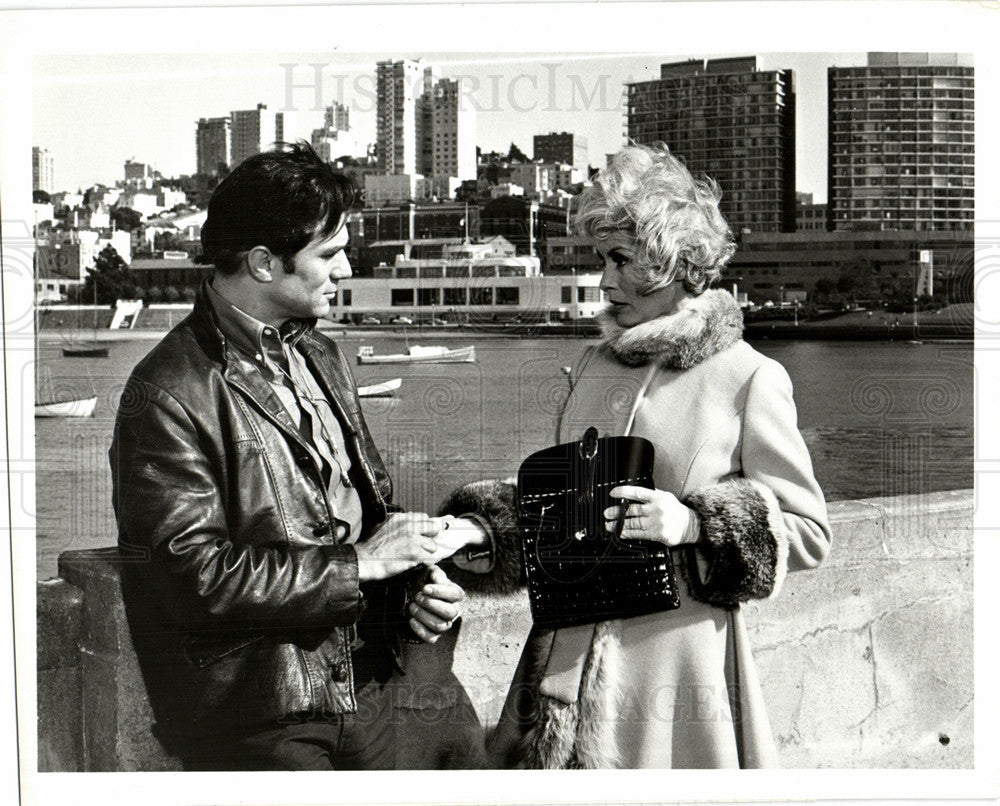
[83,245,134,305]
[33,189,52,204]
[111,207,143,232]
[507,142,529,163]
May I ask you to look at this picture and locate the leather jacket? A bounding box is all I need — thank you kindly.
[110,283,409,742]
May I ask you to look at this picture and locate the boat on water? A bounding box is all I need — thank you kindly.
[356,345,476,365]
[35,395,98,418]
[357,378,402,398]
[62,342,110,358]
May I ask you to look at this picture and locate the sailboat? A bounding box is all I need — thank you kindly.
[34,218,98,417]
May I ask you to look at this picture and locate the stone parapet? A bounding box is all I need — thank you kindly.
[36,489,973,770]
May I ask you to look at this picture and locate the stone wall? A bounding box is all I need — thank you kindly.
[36,489,973,770]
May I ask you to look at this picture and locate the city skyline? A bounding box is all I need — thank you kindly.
[33,51,876,200]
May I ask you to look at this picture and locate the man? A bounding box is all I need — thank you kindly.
[110,142,489,770]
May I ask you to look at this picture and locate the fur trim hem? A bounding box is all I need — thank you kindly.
[437,479,524,595]
[681,478,789,607]
[515,621,623,769]
[599,288,743,369]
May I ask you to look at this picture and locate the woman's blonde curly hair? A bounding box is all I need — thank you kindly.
[575,143,736,295]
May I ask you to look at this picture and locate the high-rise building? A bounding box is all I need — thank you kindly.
[376,61,474,191]
[32,146,55,193]
[196,117,232,177]
[827,53,974,232]
[429,78,477,183]
[626,56,796,233]
[533,132,588,170]
[376,60,424,175]
[230,103,278,168]
[325,100,350,132]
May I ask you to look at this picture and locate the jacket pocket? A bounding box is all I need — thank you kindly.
[182,632,265,668]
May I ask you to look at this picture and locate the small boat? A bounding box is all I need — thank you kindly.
[357,345,476,365]
[357,378,402,398]
[62,342,110,358]
[35,395,98,418]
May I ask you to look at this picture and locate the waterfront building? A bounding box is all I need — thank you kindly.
[327,243,605,324]
[534,132,588,170]
[129,255,211,299]
[729,229,972,304]
[230,103,278,167]
[626,56,796,233]
[195,117,231,177]
[32,146,56,193]
[827,53,974,232]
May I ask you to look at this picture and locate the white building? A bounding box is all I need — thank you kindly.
[327,246,605,323]
[509,163,553,199]
[117,191,160,219]
[156,188,188,210]
[364,173,431,206]
[430,77,477,183]
[554,164,584,190]
[32,146,56,193]
[311,128,359,163]
[33,202,55,224]
[490,183,525,198]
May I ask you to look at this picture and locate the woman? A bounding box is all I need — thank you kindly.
[441,143,831,769]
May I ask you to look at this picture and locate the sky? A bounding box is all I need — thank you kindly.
[33,51,867,202]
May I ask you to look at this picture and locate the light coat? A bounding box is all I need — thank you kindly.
[443,289,831,768]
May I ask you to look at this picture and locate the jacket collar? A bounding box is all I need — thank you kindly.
[598,288,744,370]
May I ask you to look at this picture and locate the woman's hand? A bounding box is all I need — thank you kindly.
[420,515,489,567]
[605,485,700,547]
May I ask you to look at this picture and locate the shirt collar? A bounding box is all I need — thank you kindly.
[206,280,313,365]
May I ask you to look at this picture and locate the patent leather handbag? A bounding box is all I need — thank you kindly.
[516,426,681,628]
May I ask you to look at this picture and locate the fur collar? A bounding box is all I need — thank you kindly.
[598,288,744,370]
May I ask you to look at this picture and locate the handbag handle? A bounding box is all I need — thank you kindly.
[623,364,661,436]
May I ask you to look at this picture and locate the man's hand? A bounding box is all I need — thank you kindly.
[354,512,442,581]
[407,565,464,644]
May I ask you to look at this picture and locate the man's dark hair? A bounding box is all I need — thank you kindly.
[199,141,357,274]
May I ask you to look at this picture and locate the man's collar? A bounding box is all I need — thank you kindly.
[205,280,314,362]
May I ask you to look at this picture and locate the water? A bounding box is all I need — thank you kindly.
[34,335,973,579]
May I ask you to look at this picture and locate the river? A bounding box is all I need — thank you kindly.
[33,334,973,579]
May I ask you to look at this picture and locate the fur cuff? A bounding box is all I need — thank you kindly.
[682,478,788,607]
[437,479,524,595]
[515,620,622,769]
